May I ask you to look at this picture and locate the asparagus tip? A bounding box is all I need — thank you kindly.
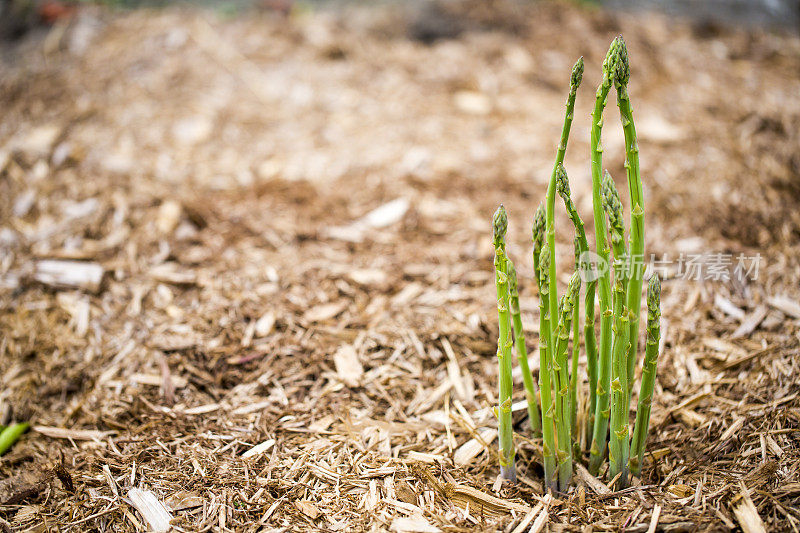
[507,260,518,294]
[493,205,508,246]
[539,243,550,286]
[555,163,570,200]
[568,271,581,301]
[614,36,630,87]
[570,56,584,93]
[532,203,545,248]
[601,170,624,238]
[648,273,661,313]
[603,36,624,81]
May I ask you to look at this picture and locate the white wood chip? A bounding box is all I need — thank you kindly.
[454,428,497,465]
[254,311,276,336]
[34,426,115,440]
[242,439,276,459]
[768,295,800,319]
[34,260,104,293]
[390,514,441,533]
[732,486,767,533]
[333,345,363,387]
[127,488,173,533]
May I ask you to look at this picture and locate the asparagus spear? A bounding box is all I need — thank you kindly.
[613,37,646,394]
[628,274,662,479]
[493,205,516,482]
[602,170,628,287]
[553,273,581,490]
[569,238,582,456]
[555,162,596,453]
[507,260,542,436]
[589,37,624,476]
[0,423,30,456]
[532,203,545,287]
[537,243,558,492]
[544,57,584,352]
[607,281,631,487]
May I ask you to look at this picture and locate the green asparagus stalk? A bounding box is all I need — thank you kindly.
[569,238,581,456]
[589,37,624,476]
[0,423,30,455]
[555,162,595,454]
[613,37,646,394]
[532,203,546,292]
[602,170,628,287]
[628,274,662,479]
[584,273,598,449]
[607,281,631,487]
[537,243,558,492]
[493,206,516,482]
[552,272,581,490]
[507,260,542,436]
[544,57,584,350]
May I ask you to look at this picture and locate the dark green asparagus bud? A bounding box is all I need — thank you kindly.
[628,274,662,479]
[614,36,630,88]
[570,57,584,95]
[493,205,508,247]
[602,170,624,245]
[532,203,545,251]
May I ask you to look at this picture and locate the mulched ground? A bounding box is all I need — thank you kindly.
[0,1,799,531]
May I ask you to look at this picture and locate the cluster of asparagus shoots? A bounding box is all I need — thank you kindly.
[492,36,662,492]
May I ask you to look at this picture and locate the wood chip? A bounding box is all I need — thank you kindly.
[453,428,496,465]
[714,294,745,320]
[304,302,346,322]
[390,514,441,533]
[646,504,662,533]
[732,305,769,338]
[732,484,767,533]
[295,500,321,519]
[576,463,611,495]
[127,488,173,533]
[444,483,531,518]
[242,439,276,459]
[333,345,363,387]
[767,295,800,319]
[130,373,188,388]
[34,426,115,440]
[33,260,104,293]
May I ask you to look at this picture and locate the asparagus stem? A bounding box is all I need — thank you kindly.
[493,206,516,482]
[537,243,558,492]
[613,37,646,394]
[532,203,546,295]
[629,274,662,479]
[607,281,631,487]
[545,57,584,353]
[570,239,581,456]
[555,162,594,454]
[584,279,598,448]
[589,38,624,476]
[602,170,628,289]
[0,423,30,456]
[553,273,581,490]
[507,260,542,436]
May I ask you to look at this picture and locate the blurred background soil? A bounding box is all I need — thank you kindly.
[0,0,798,531]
